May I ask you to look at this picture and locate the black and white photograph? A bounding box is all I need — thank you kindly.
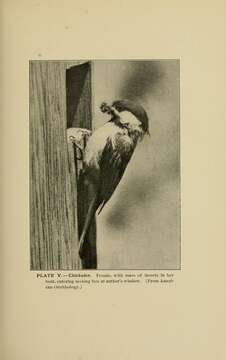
[3,1,226,359]
[30,60,180,270]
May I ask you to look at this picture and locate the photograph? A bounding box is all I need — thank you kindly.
[3,1,226,359]
[29,60,180,270]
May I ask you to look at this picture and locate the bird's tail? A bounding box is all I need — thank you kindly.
[78,193,99,258]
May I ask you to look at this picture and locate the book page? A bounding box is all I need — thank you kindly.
[1,1,226,359]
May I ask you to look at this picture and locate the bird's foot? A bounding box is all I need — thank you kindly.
[67,128,92,145]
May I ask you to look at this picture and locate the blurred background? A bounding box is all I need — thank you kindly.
[93,60,180,269]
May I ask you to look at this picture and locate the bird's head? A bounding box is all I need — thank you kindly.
[100,99,150,139]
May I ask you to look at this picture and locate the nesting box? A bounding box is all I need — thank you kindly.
[30,60,96,270]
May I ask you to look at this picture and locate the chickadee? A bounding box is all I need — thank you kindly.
[79,99,149,258]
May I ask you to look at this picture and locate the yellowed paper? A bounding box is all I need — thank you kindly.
[1,1,226,359]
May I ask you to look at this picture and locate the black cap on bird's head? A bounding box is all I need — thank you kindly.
[111,99,150,135]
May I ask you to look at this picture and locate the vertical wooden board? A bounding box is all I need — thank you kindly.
[30,60,87,270]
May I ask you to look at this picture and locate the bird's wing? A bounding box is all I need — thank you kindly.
[97,135,134,214]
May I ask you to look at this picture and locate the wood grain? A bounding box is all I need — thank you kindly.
[30,60,95,270]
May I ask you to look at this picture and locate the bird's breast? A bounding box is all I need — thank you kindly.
[84,122,135,170]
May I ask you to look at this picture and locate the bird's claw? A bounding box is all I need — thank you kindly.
[67,127,91,143]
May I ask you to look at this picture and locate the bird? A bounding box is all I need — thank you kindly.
[78,99,150,258]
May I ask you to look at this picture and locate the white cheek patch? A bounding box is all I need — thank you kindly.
[119,111,141,126]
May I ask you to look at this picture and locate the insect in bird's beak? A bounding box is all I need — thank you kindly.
[100,103,121,118]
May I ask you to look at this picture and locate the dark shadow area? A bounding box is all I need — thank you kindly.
[66,62,97,269]
[119,60,164,100]
[77,172,97,269]
[66,62,92,128]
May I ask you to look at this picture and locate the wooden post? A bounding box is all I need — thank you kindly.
[30,60,96,270]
